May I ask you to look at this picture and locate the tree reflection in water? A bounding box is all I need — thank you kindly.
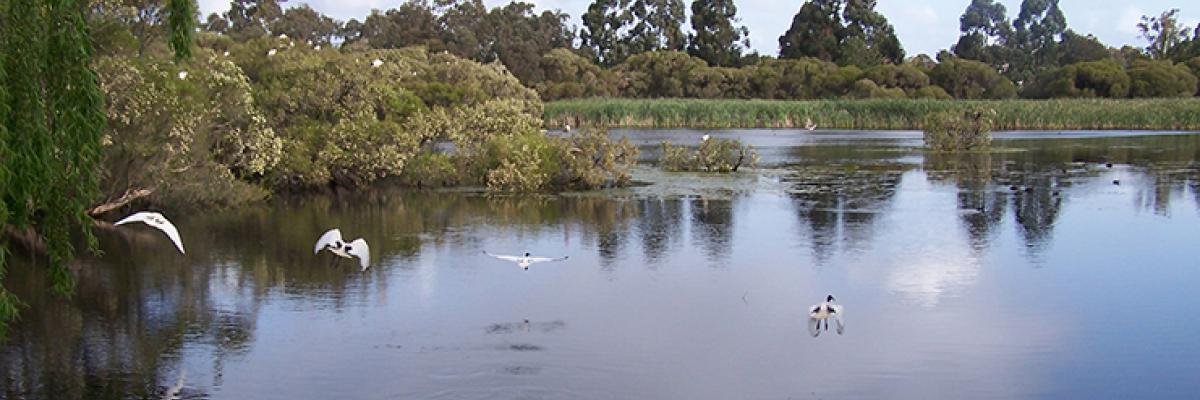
[784,163,905,265]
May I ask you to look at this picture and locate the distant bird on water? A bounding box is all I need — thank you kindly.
[807,294,844,337]
[563,124,571,132]
[114,212,185,254]
[484,251,568,271]
[314,228,371,271]
[805,117,817,131]
[701,134,710,142]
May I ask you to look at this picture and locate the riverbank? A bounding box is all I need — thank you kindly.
[544,98,1200,130]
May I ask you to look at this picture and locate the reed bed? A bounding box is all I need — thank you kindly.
[544,98,1200,131]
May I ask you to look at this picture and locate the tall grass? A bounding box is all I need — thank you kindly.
[544,98,1200,130]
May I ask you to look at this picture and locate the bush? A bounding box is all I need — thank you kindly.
[923,108,996,151]
[660,137,759,172]
[1128,60,1198,98]
[862,63,931,94]
[910,85,952,99]
[1024,60,1130,98]
[929,58,1017,99]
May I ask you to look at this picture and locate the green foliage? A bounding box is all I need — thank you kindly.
[779,0,904,67]
[1127,59,1199,98]
[1058,30,1110,65]
[546,97,1200,130]
[929,57,1017,99]
[2,0,107,334]
[686,0,749,67]
[167,0,196,61]
[536,48,617,100]
[659,137,758,172]
[97,50,282,207]
[923,108,995,151]
[862,63,931,94]
[1024,60,1130,98]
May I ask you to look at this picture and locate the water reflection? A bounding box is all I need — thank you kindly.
[2,132,1199,399]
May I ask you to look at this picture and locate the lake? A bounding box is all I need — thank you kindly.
[3,130,1200,399]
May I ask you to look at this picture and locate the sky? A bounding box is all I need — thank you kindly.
[196,0,1200,57]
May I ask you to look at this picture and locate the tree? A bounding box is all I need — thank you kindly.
[271,5,342,46]
[2,0,108,336]
[841,0,903,64]
[1127,59,1198,97]
[952,0,1012,63]
[778,0,903,67]
[1022,60,1129,98]
[167,0,196,61]
[1058,30,1109,65]
[1138,9,1190,60]
[354,3,440,49]
[219,0,283,40]
[477,3,574,84]
[1009,0,1067,80]
[929,57,1017,99]
[779,0,842,61]
[581,0,631,66]
[627,0,688,54]
[687,0,750,67]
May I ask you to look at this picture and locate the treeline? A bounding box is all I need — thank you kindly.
[192,0,1200,101]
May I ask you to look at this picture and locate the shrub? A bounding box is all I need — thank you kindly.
[923,108,996,151]
[660,137,759,172]
[929,58,1017,99]
[1128,60,1198,98]
[1024,60,1130,98]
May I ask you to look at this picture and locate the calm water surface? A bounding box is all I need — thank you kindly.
[3,130,1200,399]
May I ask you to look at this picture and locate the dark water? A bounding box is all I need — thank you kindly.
[4,130,1200,399]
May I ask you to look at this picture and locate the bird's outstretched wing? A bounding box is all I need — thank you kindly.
[831,305,845,335]
[314,229,342,254]
[115,212,185,254]
[156,217,185,254]
[527,256,568,264]
[807,318,822,337]
[347,238,370,271]
[483,251,523,262]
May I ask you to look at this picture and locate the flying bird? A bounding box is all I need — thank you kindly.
[483,251,568,271]
[807,294,844,337]
[701,134,710,142]
[805,117,817,131]
[114,212,185,254]
[314,228,371,271]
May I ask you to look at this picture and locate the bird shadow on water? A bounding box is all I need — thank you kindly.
[485,319,567,335]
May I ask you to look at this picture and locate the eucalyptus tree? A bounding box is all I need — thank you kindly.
[687,0,750,67]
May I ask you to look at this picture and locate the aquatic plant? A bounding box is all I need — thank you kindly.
[544,97,1200,130]
[923,108,996,151]
[660,138,758,172]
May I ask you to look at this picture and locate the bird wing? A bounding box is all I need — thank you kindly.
[347,238,370,271]
[483,251,523,262]
[155,217,186,254]
[806,317,822,337]
[831,305,845,335]
[527,255,568,264]
[314,229,342,254]
[114,211,152,226]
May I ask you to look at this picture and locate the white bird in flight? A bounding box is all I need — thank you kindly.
[483,251,568,271]
[805,117,817,131]
[114,212,185,254]
[701,134,710,141]
[372,58,384,68]
[314,228,371,271]
[807,294,844,337]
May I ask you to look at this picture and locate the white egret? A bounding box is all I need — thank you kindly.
[314,45,322,50]
[807,294,844,336]
[114,212,185,254]
[701,134,710,141]
[805,117,817,131]
[314,228,371,271]
[267,48,277,57]
[177,71,188,80]
[372,58,384,68]
[483,251,568,271]
[222,50,230,56]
